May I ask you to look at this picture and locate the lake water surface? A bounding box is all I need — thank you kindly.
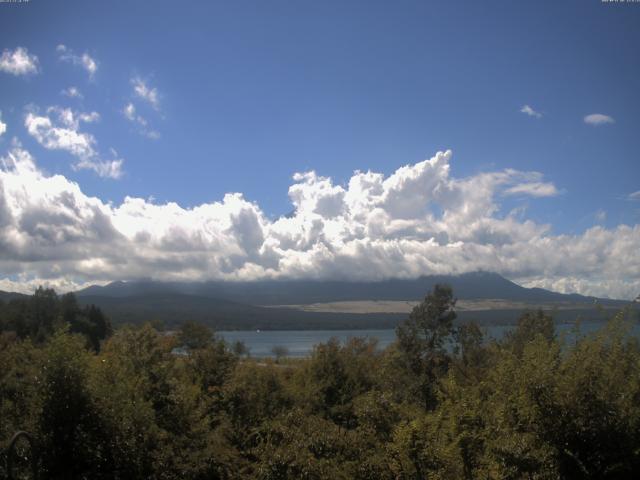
[219,321,640,357]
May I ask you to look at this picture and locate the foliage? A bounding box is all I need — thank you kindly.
[178,320,214,350]
[0,288,112,350]
[503,308,555,356]
[395,284,457,410]
[1,285,640,479]
[271,345,289,362]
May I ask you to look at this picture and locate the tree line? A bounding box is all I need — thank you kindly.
[1,285,639,478]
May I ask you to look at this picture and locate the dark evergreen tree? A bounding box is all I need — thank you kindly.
[396,284,457,410]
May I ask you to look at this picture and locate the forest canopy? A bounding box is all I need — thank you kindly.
[1,285,639,479]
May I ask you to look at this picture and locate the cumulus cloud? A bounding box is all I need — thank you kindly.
[0,147,637,298]
[0,47,39,76]
[25,107,98,159]
[24,106,123,179]
[584,113,615,126]
[0,113,6,137]
[131,76,160,110]
[595,209,607,222]
[56,44,98,79]
[24,107,100,158]
[520,104,542,118]
[61,86,83,99]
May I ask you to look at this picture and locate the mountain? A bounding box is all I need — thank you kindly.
[2,273,633,330]
[76,272,624,306]
[75,292,405,330]
[68,272,637,330]
[0,290,29,302]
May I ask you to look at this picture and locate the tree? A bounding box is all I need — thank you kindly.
[222,362,292,452]
[396,284,457,410]
[232,339,250,357]
[179,320,213,350]
[188,338,237,396]
[30,287,59,341]
[37,330,105,478]
[66,297,113,352]
[0,338,42,478]
[0,289,111,349]
[452,321,489,384]
[271,345,289,363]
[294,337,379,428]
[94,324,230,479]
[504,309,555,356]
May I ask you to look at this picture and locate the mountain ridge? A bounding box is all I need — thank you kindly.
[3,273,636,330]
[74,272,625,305]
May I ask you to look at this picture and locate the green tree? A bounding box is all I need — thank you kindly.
[295,337,379,428]
[533,317,640,478]
[396,284,457,410]
[271,345,289,363]
[37,329,105,478]
[252,409,363,480]
[0,338,42,478]
[222,362,293,451]
[504,309,555,356]
[93,324,233,479]
[232,339,250,357]
[29,287,59,341]
[179,320,213,350]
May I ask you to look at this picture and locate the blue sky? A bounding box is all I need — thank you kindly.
[0,0,639,298]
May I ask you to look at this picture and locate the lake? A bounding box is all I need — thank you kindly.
[219,321,640,358]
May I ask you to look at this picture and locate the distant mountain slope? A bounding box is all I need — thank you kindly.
[3,272,634,331]
[75,295,632,331]
[76,272,626,306]
[69,272,638,329]
[0,291,29,302]
[76,292,406,330]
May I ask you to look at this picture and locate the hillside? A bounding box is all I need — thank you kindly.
[2,273,634,330]
[77,272,628,305]
[70,272,636,329]
[75,292,405,330]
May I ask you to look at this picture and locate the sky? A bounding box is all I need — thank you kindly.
[0,0,639,299]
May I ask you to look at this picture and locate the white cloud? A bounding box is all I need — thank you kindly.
[131,76,160,110]
[504,181,559,197]
[56,44,98,79]
[0,147,637,298]
[584,113,615,126]
[124,103,159,138]
[73,159,123,179]
[25,108,97,159]
[0,113,6,137]
[74,149,124,179]
[628,191,640,201]
[143,130,161,140]
[61,86,83,99]
[24,106,122,179]
[0,275,107,295]
[81,54,98,77]
[520,104,542,118]
[595,209,607,222]
[123,102,160,140]
[123,103,137,122]
[0,47,39,76]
